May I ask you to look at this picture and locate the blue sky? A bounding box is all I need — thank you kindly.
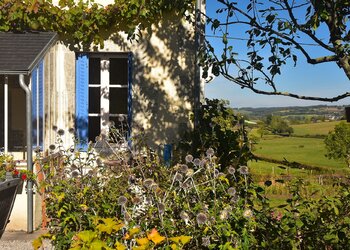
[204,1,350,108]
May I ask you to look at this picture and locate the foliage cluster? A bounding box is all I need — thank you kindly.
[257,115,293,138]
[0,0,193,49]
[325,121,350,167]
[201,0,350,101]
[178,98,253,171]
[34,121,350,249]
[34,124,260,249]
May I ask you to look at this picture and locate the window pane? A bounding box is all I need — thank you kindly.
[110,88,127,114]
[89,58,100,84]
[110,58,128,85]
[89,87,100,113]
[88,116,100,142]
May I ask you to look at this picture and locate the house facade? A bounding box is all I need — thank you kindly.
[2,1,205,231]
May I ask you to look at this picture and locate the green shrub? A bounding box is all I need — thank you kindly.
[34,123,350,249]
[177,99,253,171]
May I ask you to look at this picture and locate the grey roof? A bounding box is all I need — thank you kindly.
[0,32,58,75]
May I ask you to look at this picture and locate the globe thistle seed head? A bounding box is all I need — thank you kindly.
[185,154,193,163]
[228,166,236,175]
[68,128,75,134]
[175,173,183,182]
[228,187,237,196]
[118,196,128,206]
[199,159,206,168]
[52,125,58,131]
[238,165,249,175]
[49,144,56,151]
[193,158,201,166]
[206,148,215,157]
[196,212,208,225]
[179,164,188,173]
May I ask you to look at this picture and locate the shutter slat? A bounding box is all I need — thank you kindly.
[75,54,89,150]
[38,61,44,149]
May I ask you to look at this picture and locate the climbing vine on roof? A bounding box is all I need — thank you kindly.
[0,0,193,50]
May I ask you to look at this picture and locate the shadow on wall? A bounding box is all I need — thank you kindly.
[111,13,196,149]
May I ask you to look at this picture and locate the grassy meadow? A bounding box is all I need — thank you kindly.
[249,121,349,203]
[291,120,340,136]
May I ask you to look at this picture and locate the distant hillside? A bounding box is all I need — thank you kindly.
[237,105,346,121]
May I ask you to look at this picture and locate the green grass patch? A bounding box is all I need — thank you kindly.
[253,136,348,172]
[291,121,340,136]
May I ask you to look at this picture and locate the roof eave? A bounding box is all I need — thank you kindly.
[0,70,30,75]
[27,33,58,74]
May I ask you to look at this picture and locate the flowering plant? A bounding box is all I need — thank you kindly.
[0,152,36,182]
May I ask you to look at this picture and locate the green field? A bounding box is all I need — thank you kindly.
[253,136,346,171]
[249,121,350,202]
[291,121,340,136]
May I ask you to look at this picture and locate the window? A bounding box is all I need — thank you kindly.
[75,53,132,149]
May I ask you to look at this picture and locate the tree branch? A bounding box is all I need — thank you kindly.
[221,71,350,102]
[283,0,335,52]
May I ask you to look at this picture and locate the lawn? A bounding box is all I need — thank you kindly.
[291,121,340,136]
[253,135,347,172]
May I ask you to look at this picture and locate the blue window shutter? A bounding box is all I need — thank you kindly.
[127,53,133,140]
[31,67,38,147]
[76,53,89,150]
[164,144,172,167]
[38,61,44,149]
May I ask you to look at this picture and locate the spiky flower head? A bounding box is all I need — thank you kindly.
[118,196,128,206]
[228,187,237,196]
[185,154,193,163]
[228,166,236,175]
[175,173,183,182]
[193,158,201,166]
[196,212,208,225]
[179,164,188,173]
[238,165,249,175]
[206,148,215,157]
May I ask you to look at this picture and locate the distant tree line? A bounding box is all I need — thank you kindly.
[257,115,293,137]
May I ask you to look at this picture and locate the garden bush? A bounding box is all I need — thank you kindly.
[33,123,350,249]
[177,98,254,171]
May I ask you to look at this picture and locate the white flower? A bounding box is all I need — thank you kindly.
[243,208,253,218]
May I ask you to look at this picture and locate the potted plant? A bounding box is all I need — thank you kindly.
[0,153,31,239]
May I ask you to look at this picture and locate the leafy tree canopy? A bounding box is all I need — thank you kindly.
[325,121,350,167]
[201,0,350,102]
[0,0,193,50]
